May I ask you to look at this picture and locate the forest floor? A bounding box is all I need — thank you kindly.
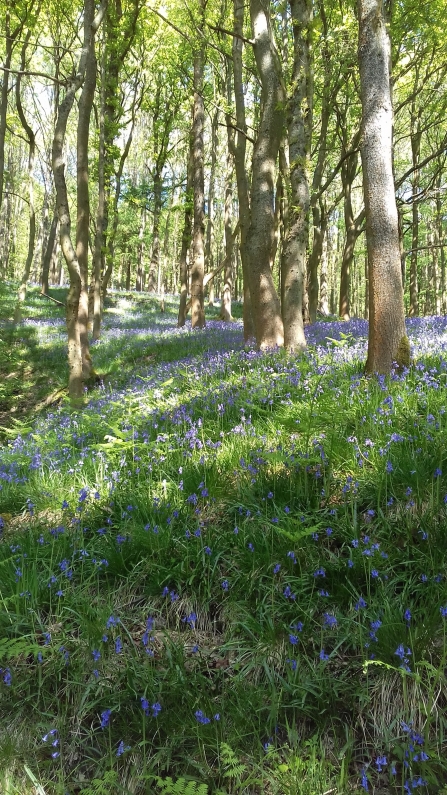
[1,283,447,795]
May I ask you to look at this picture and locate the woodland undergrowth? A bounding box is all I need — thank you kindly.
[1,285,447,794]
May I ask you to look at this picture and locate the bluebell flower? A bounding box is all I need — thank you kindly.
[116,740,130,757]
[195,709,211,724]
[319,649,329,661]
[323,613,337,628]
[376,756,387,771]
[273,563,281,574]
[355,597,367,611]
[115,637,122,654]
[100,709,111,728]
[92,649,100,661]
[222,580,229,591]
[361,768,369,791]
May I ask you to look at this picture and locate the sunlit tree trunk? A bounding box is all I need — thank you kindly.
[359,0,409,373]
[246,0,285,348]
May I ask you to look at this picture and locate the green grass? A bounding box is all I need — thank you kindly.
[0,285,447,794]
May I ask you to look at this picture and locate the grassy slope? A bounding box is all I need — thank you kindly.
[1,286,447,794]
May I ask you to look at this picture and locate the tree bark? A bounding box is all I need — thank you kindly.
[408,115,421,317]
[339,146,364,320]
[232,0,255,340]
[135,206,146,291]
[246,0,285,348]
[205,107,218,305]
[91,26,106,340]
[51,0,104,404]
[220,123,235,322]
[281,0,312,351]
[13,33,36,324]
[190,2,206,329]
[359,0,409,373]
[76,0,98,381]
[178,142,193,327]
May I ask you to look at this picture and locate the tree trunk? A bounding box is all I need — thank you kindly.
[76,0,98,380]
[359,0,408,373]
[220,133,235,321]
[307,201,327,323]
[178,142,193,327]
[135,207,146,291]
[0,12,20,210]
[232,0,255,340]
[149,170,162,293]
[409,119,421,317]
[91,27,106,340]
[205,107,218,306]
[246,0,285,348]
[339,148,365,320]
[435,188,446,313]
[52,0,104,404]
[281,0,312,351]
[319,225,329,315]
[191,4,206,330]
[14,34,36,324]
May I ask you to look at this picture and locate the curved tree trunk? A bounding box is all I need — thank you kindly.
[359,0,408,373]
[246,0,285,349]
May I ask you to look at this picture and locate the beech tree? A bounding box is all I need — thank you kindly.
[358,0,409,373]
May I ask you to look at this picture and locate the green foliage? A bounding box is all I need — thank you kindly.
[2,287,447,793]
[80,770,118,795]
[155,777,209,795]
